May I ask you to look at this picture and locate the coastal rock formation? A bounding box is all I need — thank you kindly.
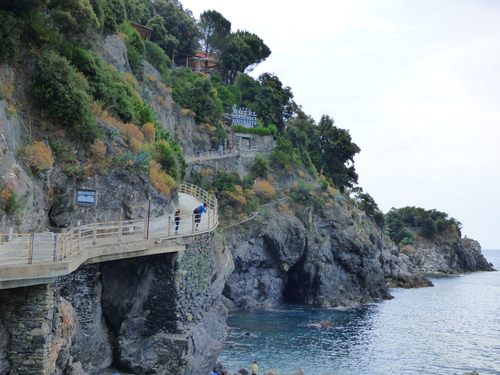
[224,201,430,310]
[401,236,495,274]
[223,197,494,311]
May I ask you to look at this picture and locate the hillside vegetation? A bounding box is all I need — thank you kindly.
[0,0,463,240]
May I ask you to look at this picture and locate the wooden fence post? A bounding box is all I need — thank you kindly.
[53,233,58,262]
[93,222,97,244]
[118,220,123,242]
[28,233,34,264]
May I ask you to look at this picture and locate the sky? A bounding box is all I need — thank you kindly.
[183,0,500,249]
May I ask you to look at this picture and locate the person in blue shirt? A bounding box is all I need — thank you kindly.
[174,208,181,235]
[193,203,207,231]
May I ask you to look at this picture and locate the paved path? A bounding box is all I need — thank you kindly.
[0,183,219,288]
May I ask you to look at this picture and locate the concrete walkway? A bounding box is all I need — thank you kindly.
[0,184,219,288]
[146,192,211,237]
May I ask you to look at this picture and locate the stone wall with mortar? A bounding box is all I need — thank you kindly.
[177,233,218,323]
[0,284,55,375]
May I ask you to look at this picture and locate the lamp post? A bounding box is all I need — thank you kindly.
[146,196,151,239]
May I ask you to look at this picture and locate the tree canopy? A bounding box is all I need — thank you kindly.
[311,115,360,191]
[198,10,231,57]
[220,31,271,85]
[385,206,462,246]
[150,0,199,56]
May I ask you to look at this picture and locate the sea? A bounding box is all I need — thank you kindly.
[218,249,500,375]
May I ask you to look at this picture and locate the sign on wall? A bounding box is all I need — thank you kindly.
[76,190,97,206]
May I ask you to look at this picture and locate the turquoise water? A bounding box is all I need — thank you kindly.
[219,250,500,375]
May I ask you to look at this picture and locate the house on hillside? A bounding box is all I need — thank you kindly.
[175,52,224,74]
[128,21,152,41]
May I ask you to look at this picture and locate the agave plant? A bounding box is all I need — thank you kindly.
[132,150,150,174]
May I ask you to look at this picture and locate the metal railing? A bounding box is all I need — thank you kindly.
[0,183,218,266]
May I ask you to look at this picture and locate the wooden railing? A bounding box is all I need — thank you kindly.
[0,183,218,266]
[185,146,273,163]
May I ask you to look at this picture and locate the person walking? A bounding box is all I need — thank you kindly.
[174,208,181,235]
[193,203,207,231]
[250,360,258,375]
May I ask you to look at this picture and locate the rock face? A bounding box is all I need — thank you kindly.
[223,198,494,310]
[46,233,232,375]
[47,167,171,228]
[0,67,47,235]
[224,201,431,310]
[401,236,495,274]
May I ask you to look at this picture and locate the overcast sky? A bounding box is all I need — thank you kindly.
[184,0,500,249]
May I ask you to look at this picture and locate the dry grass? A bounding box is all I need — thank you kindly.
[24,141,55,173]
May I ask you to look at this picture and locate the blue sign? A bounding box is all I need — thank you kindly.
[76,190,97,206]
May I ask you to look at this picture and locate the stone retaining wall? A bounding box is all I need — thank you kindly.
[177,233,216,323]
[0,284,55,375]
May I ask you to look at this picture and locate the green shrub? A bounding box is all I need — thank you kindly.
[0,11,21,63]
[0,184,21,214]
[155,128,187,179]
[153,141,179,180]
[106,68,141,123]
[247,198,259,213]
[120,21,145,76]
[290,180,321,210]
[420,217,437,238]
[171,68,223,124]
[211,171,242,193]
[228,85,242,106]
[99,0,126,33]
[232,125,275,136]
[63,163,89,180]
[31,50,100,142]
[399,234,415,247]
[372,211,385,228]
[49,0,99,36]
[136,101,155,126]
[49,139,77,163]
[144,40,172,78]
[251,155,270,178]
[23,9,61,49]
[216,85,236,108]
[65,46,141,124]
[269,135,302,170]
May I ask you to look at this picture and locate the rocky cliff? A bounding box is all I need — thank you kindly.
[401,235,494,274]
[222,197,434,311]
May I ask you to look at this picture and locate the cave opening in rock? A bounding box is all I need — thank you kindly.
[282,262,306,304]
